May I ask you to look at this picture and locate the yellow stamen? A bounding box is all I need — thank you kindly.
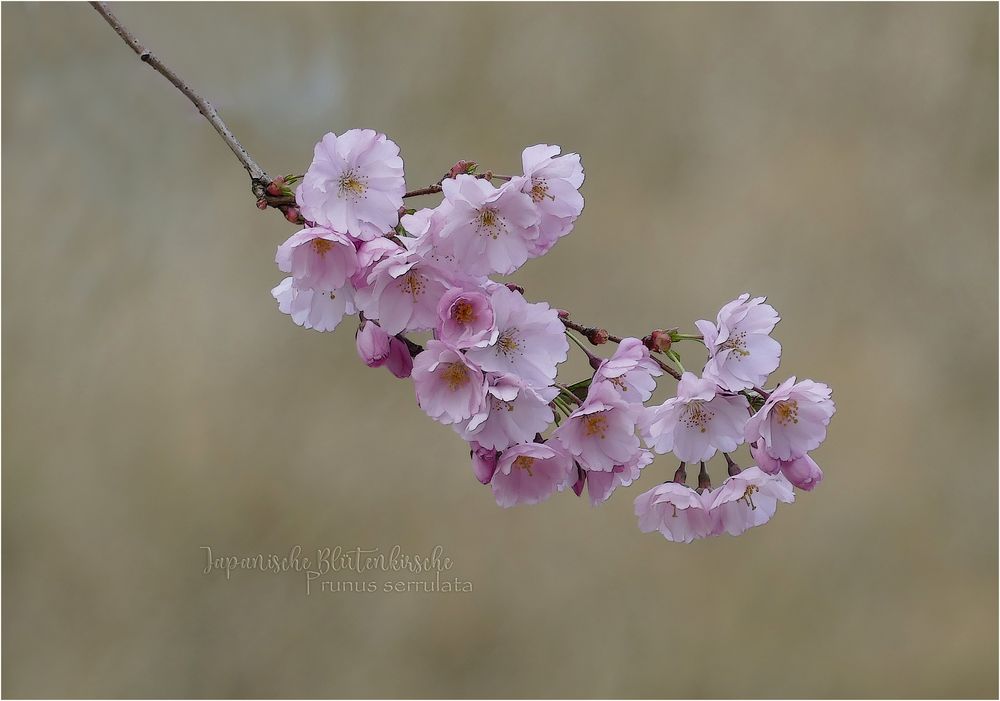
[452,300,475,325]
[441,363,469,391]
[312,239,333,255]
[513,455,536,477]
[584,414,608,438]
[775,400,799,426]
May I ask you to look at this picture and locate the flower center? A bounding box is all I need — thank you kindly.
[400,272,426,301]
[475,207,506,239]
[720,331,750,359]
[441,363,470,391]
[774,400,799,426]
[338,169,368,200]
[681,401,713,433]
[496,329,520,356]
[609,376,628,393]
[584,414,608,438]
[530,178,552,203]
[451,300,476,326]
[740,484,759,510]
[490,397,515,413]
[513,455,536,476]
[311,239,334,255]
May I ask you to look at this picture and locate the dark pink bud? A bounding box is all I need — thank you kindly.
[645,329,671,353]
[385,337,414,378]
[571,465,586,497]
[470,443,498,485]
[256,198,268,210]
[447,160,477,179]
[265,178,285,196]
[588,328,609,345]
[557,309,570,320]
[284,207,300,223]
[356,320,390,368]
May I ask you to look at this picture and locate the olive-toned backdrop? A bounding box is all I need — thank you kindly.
[3,3,996,698]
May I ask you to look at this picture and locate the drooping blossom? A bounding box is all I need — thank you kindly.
[553,381,642,473]
[456,374,557,451]
[464,285,568,387]
[356,319,391,367]
[592,337,663,403]
[490,442,574,508]
[438,175,540,276]
[436,286,497,349]
[271,277,354,332]
[696,293,781,392]
[634,482,715,543]
[707,466,795,536]
[751,444,823,491]
[351,237,401,290]
[519,144,585,255]
[640,372,749,463]
[585,449,653,506]
[384,336,414,379]
[470,442,498,485]
[744,377,835,461]
[275,227,359,292]
[355,248,452,335]
[296,129,405,240]
[411,340,486,424]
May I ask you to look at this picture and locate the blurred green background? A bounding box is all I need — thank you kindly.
[3,2,997,698]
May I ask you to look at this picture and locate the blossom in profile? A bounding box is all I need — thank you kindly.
[296,129,405,240]
[707,466,795,536]
[634,482,714,543]
[696,293,781,392]
[553,381,642,473]
[470,442,499,485]
[640,372,749,463]
[490,442,574,508]
[411,340,487,424]
[438,175,540,276]
[436,286,497,349]
[592,337,663,403]
[744,376,835,461]
[271,277,354,332]
[464,285,568,387]
[384,337,414,379]
[356,319,391,367]
[456,374,557,451]
[519,144,585,255]
[751,444,824,491]
[275,227,359,292]
[355,248,452,335]
[585,449,653,506]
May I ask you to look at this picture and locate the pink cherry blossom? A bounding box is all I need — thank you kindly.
[295,129,405,240]
[351,237,401,290]
[585,449,653,506]
[436,286,497,349]
[464,285,568,387]
[744,376,835,461]
[271,277,354,332]
[707,466,795,536]
[640,372,749,463]
[490,442,574,508]
[355,248,452,335]
[411,340,486,425]
[519,144,585,255]
[592,337,663,403]
[470,442,498,485]
[456,374,557,451]
[356,319,391,367]
[438,175,540,276]
[384,337,413,379]
[275,227,359,292]
[553,380,642,473]
[696,293,781,392]
[634,482,715,543]
[751,444,823,491]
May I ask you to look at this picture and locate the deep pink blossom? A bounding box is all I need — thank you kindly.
[751,444,823,491]
[592,337,663,403]
[384,337,413,378]
[696,293,781,392]
[744,376,835,461]
[519,144,585,255]
[411,340,486,425]
[470,442,498,485]
[490,442,574,508]
[275,227,359,292]
[707,466,795,536]
[640,372,749,463]
[464,285,568,387]
[438,175,540,276]
[456,374,557,450]
[271,277,354,332]
[296,129,405,240]
[585,449,653,506]
[436,286,497,349]
[553,381,642,473]
[355,248,452,335]
[634,482,715,543]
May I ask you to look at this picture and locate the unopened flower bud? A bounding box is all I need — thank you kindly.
[588,328,609,345]
[284,207,300,223]
[385,336,414,378]
[557,309,570,319]
[447,160,477,179]
[470,443,498,485]
[256,198,268,210]
[265,178,285,196]
[356,320,391,367]
[571,464,586,497]
[645,329,671,353]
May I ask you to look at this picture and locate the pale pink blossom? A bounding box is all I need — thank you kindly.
[411,340,486,425]
[470,442,498,485]
[751,444,823,491]
[456,374,557,451]
[519,144,585,255]
[438,175,540,276]
[296,129,405,240]
[490,442,574,508]
[592,337,663,403]
[707,466,795,536]
[634,482,715,543]
[696,293,781,392]
[553,381,642,473]
[351,237,401,290]
[436,287,497,349]
[356,319,391,367]
[275,227,359,292]
[271,277,354,332]
[464,285,568,387]
[640,372,749,463]
[355,248,452,335]
[744,377,835,461]
[585,449,653,506]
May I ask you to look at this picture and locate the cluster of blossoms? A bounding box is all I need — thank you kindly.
[269,129,835,543]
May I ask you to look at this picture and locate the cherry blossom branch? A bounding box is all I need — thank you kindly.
[403,172,514,199]
[559,316,684,381]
